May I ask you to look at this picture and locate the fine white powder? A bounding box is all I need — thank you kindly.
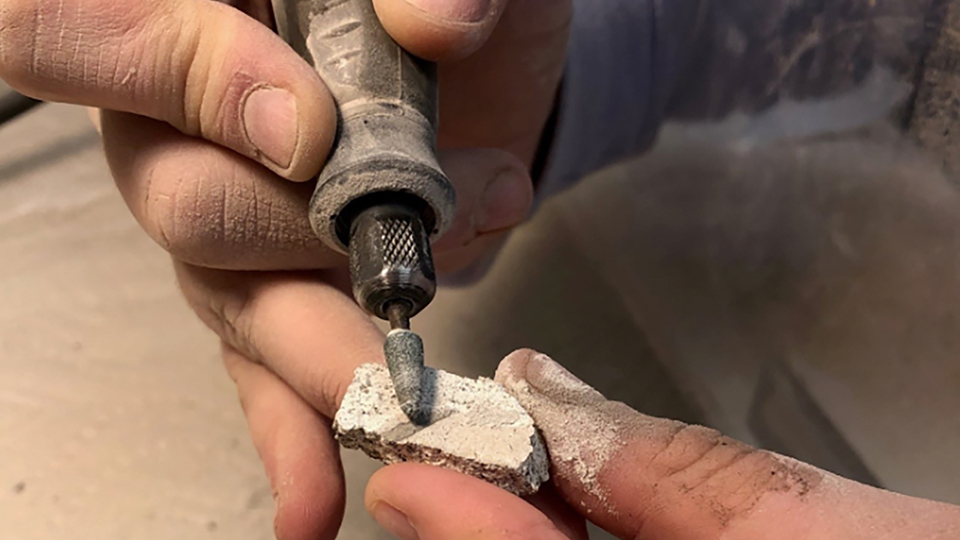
[496,353,625,511]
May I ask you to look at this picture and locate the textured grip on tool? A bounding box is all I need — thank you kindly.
[272,0,456,253]
[382,217,419,269]
[349,204,437,320]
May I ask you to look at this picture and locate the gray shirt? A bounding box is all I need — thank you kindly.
[540,0,950,198]
[444,0,952,285]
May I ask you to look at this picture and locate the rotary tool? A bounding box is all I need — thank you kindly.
[270,0,455,424]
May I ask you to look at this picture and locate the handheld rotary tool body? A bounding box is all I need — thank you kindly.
[270,0,455,423]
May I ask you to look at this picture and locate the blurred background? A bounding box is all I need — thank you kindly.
[2,58,960,539]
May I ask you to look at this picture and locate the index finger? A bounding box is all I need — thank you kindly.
[0,0,335,181]
[175,262,385,418]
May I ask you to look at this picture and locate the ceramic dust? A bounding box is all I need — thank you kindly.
[495,351,631,511]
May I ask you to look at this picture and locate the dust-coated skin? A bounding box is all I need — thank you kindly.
[357,350,960,540]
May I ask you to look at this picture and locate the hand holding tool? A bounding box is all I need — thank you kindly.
[271,0,455,424]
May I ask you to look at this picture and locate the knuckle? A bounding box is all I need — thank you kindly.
[650,438,820,528]
[163,179,229,265]
[679,450,788,521]
[139,159,230,265]
[138,164,175,252]
[178,9,254,144]
[122,140,317,270]
[171,12,211,134]
[649,423,723,474]
[176,264,260,360]
[117,0,206,126]
[661,425,756,489]
[206,286,257,357]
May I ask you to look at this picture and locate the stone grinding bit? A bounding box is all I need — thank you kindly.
[383,329,428,425]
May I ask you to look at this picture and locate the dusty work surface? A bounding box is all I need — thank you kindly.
[5,97,960,540]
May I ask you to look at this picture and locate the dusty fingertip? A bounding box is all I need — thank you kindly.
[496,350,605,406]
[372,0,504,61]
[494,349,542,389]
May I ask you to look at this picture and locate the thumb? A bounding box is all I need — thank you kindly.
[494,350,960,540]
[365,463,587,540]
[373,0,510,61]
[0,0,334,181]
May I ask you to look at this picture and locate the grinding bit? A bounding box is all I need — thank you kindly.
[383,328,428,425]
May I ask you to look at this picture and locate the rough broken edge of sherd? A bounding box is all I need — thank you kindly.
[336,427,548,496]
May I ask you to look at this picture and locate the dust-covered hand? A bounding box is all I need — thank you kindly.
[363,350,960,540]
[0,0,569,274]
[0,0,569,538]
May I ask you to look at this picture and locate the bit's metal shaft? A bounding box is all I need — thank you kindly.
[386,302,411,330]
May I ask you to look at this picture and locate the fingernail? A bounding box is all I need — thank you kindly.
[404,0,490,23]
[371,502,420,540]
[243,87,298,170]
[478,169,531,233]
[524,353,605,403]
